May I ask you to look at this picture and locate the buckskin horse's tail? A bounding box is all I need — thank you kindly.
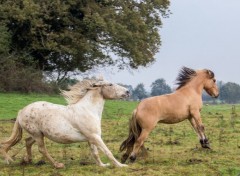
[0,114,23,164]
[119,109,142,163]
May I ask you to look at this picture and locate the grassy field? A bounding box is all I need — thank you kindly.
[0,93,240,175]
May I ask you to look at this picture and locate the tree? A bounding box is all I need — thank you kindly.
[0,26,10,55]
[0,0,170,80]
[132,83,148,100]
[0,26,53,93]
[150,78,171,96]
[220,82,240,104]
[118,83,133,93]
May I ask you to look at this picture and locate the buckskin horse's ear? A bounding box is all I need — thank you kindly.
[207,70,215,78]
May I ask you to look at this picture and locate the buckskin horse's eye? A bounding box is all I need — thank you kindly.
[213,79,216,83]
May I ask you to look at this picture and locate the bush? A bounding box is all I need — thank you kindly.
[0,56,55,93]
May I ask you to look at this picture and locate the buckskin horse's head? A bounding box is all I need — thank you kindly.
[203,69,219,98]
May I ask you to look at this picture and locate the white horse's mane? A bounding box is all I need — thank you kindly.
[61,78,102,105]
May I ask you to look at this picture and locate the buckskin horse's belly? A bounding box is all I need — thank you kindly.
[158,114,189,124]
[157,107,190,124]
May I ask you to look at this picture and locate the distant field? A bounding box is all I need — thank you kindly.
[0,93,240,175]
[0,93,137,120]
[0,93,66,119]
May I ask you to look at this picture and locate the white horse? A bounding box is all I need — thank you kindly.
[0,78,129,168]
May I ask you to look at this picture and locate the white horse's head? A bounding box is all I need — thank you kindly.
[92,80,130,100]
[61,78,130,104]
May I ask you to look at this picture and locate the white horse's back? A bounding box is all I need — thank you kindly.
[18,101,87,143]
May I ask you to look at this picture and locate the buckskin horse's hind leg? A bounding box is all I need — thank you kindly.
[121,145,133,163]
[129,129,151,162]
[121,144,148,163]
[140,144,148,158]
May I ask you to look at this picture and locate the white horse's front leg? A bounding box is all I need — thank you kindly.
[88,142,110,167]
[90,135,127,167]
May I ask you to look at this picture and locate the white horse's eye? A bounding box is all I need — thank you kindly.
[109,83,113,86]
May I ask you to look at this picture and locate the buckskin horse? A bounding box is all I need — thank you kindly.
[120,67,219,163]
[0,78,129,168]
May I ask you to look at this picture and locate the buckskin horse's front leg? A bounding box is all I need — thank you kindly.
[189,110,211,149]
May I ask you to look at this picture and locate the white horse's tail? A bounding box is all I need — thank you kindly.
[0,116,22,163]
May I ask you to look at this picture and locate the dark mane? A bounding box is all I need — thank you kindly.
[175,67,197,90]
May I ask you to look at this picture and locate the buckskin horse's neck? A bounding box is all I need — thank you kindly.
[178,76,205,97]
[188,76,205,96]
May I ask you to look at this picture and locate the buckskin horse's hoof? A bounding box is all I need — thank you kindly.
[202,143,211,149]
[129,155,136,163]
[200,139,211,149]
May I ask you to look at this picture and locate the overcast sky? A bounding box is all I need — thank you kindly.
[91,0,240,90]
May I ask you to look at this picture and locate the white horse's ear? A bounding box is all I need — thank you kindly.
[87,87,99,90]
[92,81,112,87]
[87,83,100,90]
[97,75,104,81]
[92,82,102,87]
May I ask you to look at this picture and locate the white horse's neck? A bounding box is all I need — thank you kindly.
[74,89,105,118]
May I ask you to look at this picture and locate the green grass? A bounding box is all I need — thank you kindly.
[0,93,66,119]
[0,93,240,175]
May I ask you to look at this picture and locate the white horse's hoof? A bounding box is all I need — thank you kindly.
[54,162,65,169]
[23,156,32,164]
[100,163,110,167]
[4,156,14,164]
[117,163,128,167]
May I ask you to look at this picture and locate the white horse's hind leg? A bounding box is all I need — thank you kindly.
[88,143,110,167]
[0,120,22,164]
[34,135,64,169]
[91,135,127,167]
[0,146,14,164]
[23,137,35,163]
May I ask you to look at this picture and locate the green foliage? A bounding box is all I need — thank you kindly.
[56,77,79,90]
[220,82,240,104]
[132,83,148,100]
[0,0,170,78]
[1,93,240,175]
[0,57,55,93]
[0,26,10,55]
[150,78,171,96]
